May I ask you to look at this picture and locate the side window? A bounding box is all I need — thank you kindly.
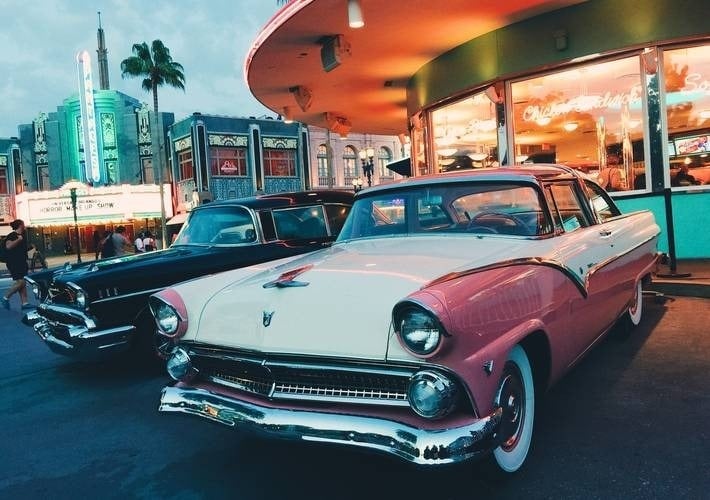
[324,204,351,236]
[547,183,590,233]
[272,206,329,240]
[584,180,621,222]
[258,211,277,241]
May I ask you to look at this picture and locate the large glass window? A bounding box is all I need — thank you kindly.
[210,147,247,177]
[178,150,194,181]
[511,56,647,192]
[430,90,499,173]
[663,44,710,187]
[264,149,296,177]
[141,157,154,184]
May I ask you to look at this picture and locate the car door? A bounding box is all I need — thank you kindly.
[544,181,620,355]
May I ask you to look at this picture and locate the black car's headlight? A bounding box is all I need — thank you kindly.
[152,300,180,335]
[25,277,42,301]
[66,282,87,309]
[394,304,444,356]
[166,347,198,381]
[408,370,458,419]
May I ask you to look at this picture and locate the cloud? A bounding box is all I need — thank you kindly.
[0,0,276,136]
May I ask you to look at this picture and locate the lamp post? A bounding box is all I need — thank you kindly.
[62,180,87,264]
[352,178,363,192]
[359,147,375,187]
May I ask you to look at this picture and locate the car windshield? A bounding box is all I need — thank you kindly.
[172,206,257,246]
[337,182,551,240]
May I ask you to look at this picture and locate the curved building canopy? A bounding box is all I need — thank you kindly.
[245,0,584,135]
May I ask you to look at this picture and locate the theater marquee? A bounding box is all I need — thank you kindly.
[15,184,173,226]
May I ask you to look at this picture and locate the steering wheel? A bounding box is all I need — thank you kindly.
[467,211,527,232]
[466,225,499,234]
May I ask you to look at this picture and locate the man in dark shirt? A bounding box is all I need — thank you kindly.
[2,219,31,310]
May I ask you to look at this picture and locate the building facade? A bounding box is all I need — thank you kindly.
[3,92,175,256]
[245,0,710,259]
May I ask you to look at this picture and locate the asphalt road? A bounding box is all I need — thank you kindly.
[1,291,708,500]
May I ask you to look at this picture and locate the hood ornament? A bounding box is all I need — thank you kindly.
[263,310,275,327]
[262,264,313,289]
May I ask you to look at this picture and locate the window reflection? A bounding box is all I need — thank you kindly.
[431,91,498,173]
[663,44,710,186]
[511,57,646,192]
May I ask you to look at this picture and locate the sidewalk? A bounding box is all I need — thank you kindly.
[649,259,710,299]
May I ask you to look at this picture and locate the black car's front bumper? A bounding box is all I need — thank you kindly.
[29,304,136,360]
[159,384,503,465]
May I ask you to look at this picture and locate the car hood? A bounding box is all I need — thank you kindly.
[194,235,536,360]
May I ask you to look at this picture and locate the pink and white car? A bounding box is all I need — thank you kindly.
[153,165,660,473]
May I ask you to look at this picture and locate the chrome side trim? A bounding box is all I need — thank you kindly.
[424,233,659,299]
[91,287,164,304]
[159,385,502,465]
[425,257,588,298]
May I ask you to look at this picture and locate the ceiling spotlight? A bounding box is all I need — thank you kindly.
[563,121,578,132]
[348,0,364,28]
[536,116,552,126]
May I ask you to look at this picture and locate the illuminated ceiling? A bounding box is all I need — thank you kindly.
[245,0,586,135]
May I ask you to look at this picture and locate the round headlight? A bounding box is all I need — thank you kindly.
[408,370,458,419]
[166,347,196,381]
[398,307,442,355]
[75,290,86,308]
[154,302,179,335]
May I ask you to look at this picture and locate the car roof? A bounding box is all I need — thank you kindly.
[193,190,354,212]
[361,164,581,195]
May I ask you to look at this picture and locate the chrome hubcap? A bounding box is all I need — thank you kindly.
[496,363,525,451]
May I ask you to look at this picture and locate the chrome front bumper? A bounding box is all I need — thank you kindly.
[30,304,136,360]
[159,385,503,465]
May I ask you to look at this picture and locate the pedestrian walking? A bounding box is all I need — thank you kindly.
[2,219,32,310]
[142,231,156,251]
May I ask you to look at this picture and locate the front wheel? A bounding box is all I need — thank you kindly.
[490,345,535,474]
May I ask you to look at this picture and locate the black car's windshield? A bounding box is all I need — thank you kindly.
[173,206,257,246]
[337,182,551,240]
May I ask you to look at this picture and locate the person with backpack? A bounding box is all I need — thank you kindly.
[1,219,32,310]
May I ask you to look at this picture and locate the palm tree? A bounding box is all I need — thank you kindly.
[121,40,185,249]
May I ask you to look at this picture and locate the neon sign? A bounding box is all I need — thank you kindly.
[522,85,643,123]
[76,50,101,183]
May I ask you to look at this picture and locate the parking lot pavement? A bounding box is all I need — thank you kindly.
[0,291,708,499]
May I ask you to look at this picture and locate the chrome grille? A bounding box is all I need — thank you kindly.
[198,353,413,407]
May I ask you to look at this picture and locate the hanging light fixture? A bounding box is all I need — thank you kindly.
[282,106,294,124]
[536,116,552,126]
[348,0,364,28]
[438,148,458,157]
[563,121,579,132]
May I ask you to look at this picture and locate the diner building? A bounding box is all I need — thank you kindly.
[244,0,710,258]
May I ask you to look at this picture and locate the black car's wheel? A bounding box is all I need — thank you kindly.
[489,345,535,474]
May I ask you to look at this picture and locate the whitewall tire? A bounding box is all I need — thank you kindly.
[626,280,643,327]
[491,345,535,474]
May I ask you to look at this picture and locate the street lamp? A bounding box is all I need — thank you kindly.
[359,147,375,187]
[352,178,363,192]
[62,180,87,264]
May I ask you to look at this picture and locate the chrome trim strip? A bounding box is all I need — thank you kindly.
[160,385,502,465]
[91,287,164,304]
[191,347,418,378]
[424,231,659,299]
[584,233,659,287]
[425,257,588,298]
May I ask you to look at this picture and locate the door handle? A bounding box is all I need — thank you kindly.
[599,229,612,238]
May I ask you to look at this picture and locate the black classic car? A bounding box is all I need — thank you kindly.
[24,190,353,361]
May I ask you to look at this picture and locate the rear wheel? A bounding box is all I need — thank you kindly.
[626,280,643,327]
[489,345,535,474]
